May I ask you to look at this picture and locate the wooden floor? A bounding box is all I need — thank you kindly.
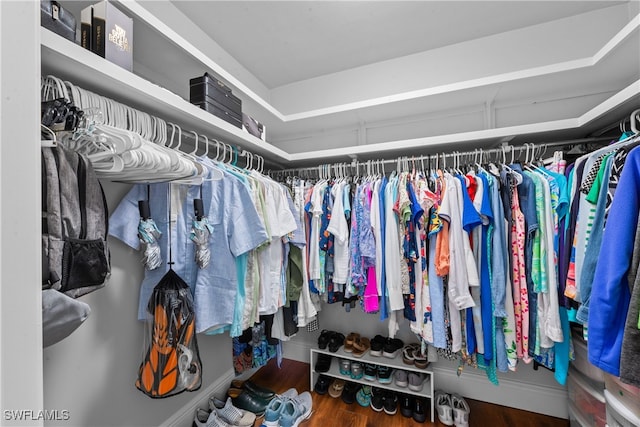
[247,358,569,427]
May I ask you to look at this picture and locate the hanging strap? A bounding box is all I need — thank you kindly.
[167,184,174,267]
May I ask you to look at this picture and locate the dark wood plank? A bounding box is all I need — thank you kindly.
[248,358,569,427]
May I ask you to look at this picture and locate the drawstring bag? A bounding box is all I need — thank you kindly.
[135,268,202,398]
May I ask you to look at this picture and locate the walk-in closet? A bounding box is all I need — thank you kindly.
[2,1,640,426]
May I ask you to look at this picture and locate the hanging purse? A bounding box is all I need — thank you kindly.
[41,0,77,43]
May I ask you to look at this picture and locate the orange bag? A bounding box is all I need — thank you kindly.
[136,269,201,398]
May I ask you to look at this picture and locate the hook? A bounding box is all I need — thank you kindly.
[174,124,183,150]
[202,134,209,158]
[189,131,199,156]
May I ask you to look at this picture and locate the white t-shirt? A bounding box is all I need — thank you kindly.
[384,178,404,311]
[326,181,350,284]
[258,180,298,315]
[308,181,326,281]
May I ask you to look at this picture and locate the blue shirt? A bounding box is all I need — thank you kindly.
[109,161,269,333]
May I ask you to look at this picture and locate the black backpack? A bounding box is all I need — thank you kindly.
[41,144,110,297]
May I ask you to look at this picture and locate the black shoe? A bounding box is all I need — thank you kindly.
[315,353,332,373]
[400,394,414,418]
[314,374,332,395]
[363,363,377,381]
[318,329,335,349]
[370,387,385,412]
[383,338,404,358]
[370,335,386,356]
[383,392,398,415]
[341,381,361,404]
[328,332,345,352]
[377,365,393,384]
[230,379,275,400]
[228,388,270,416]
[413,397,427,423]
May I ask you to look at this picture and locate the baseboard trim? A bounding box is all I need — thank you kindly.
[431,365,568,419]
[282,341,568,419]
[159,368,237,427]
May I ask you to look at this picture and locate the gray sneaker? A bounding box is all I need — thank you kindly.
[193,408,231,427]
[278,391,313,427]
[263,388,298,427]
[209,396,256,426]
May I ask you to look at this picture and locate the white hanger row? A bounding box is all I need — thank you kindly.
[41,75,265,181]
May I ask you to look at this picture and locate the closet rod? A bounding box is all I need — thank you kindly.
[272,136,614,176]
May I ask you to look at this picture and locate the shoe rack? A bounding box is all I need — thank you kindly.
[310,347,435,423]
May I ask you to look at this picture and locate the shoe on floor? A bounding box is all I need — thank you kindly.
[227,388,270,417]
[328,379,346,398]
[313,374,332,395]
[435,390,454,426]
[209,396,256,426]
[263,388,298,427]
[400,394,414,418]
[370,387,385,412]
[451,393,470,427]
[413,397,428,423]
[279,391,313,427]
[230,379,275,401]
[193,408,231,427]
[383,391,398,415]
[356,385,372,407]
[341,381,361,404]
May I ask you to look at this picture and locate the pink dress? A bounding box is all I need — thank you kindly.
[511,188,530,360]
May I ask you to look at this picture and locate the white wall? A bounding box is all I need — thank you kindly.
[42,181,235,427]
[0,2,43,426]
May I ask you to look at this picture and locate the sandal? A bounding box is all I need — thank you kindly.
[413,346,429,369]
[352,337,370,357]
[344,332,360,353]
[328,379,346,398]
[328,332,345,352]
[402,344,418,365]
[317,329,335,350]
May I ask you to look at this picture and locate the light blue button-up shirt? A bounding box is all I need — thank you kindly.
[109,160,269,333]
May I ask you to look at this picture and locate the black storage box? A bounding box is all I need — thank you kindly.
[189,73,242,128]
[192,102,242,129]
[41,0,77,43]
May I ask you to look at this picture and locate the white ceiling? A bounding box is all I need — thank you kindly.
[170,0,626,89]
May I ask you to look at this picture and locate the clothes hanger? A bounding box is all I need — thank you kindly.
[41,124,57,147]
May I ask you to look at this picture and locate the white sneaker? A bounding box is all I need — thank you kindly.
[209,396,256,426]
[193,408,231,427]
[451,393,470,427]
[435,390,454,426]
[278,391,313,427]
